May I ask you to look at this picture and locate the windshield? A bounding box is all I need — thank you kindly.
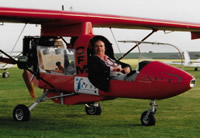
[117,41,184,69]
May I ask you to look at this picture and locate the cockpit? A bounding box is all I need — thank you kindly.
[37,46,76,75]
[87,35,137,91]
[21,36,76,76]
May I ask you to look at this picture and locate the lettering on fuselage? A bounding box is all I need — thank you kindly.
[76,46,88,74]
[138,73,181,85]
[166,73,182,84]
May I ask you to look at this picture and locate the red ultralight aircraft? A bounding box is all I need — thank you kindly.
[0,7,199,126]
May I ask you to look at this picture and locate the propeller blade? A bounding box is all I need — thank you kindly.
[22,70,36,99]
[0,57,16,64]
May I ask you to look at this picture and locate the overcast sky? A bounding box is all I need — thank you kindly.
[0,0,200,52]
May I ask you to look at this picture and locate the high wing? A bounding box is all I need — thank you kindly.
[1,7,200,36]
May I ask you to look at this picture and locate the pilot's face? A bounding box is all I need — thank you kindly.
[94,40,105,56]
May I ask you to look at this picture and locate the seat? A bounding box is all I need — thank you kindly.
[89,35,115,59]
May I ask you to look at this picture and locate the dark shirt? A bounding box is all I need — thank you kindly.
[88,55,131,91]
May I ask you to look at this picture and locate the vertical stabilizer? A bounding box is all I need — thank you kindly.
[183,51,190,65]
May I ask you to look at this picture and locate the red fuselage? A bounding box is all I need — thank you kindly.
[27,33,195,105]
[32,60,194,105]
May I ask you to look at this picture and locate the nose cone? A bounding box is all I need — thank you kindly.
[136,61,195,99]
[190,79,196,88]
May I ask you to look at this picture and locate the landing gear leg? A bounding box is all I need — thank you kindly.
[141,100,158,126]
[13,90,49,121]
[85,102,102,115]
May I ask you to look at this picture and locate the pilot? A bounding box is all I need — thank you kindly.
[54,38,64,48]
[88,36,137,91]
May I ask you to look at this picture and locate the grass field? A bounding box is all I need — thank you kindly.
[0,64,200,137]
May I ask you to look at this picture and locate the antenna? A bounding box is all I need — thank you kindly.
[70,6,73,11]
[62,5,64,11]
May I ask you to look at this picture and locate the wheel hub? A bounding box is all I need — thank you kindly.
[15,109,24,121]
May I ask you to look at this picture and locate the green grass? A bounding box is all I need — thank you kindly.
[0,66,200,137]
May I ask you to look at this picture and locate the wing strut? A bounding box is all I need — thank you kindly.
[117,29,157,61]
[9,24,27,55]
[110,28,122,56]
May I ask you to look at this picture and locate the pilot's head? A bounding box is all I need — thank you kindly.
[93,40,106,57]
[54,39,64,48]
[90,35,114,58]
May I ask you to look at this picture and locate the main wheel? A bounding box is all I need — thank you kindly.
[2,72,9,78]
[13,104,30,121]
[141,111,156,126]
[85,103,102,115]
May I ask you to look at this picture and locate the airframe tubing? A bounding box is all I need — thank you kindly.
[28,91,75,111]
[0,49,18,64]
[117,41,184,67]
[28,91,49,111]
[117,29,156,61]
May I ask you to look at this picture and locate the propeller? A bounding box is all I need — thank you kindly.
[22,69,36,99]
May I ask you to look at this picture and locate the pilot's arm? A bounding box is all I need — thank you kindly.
[114,59,132,74]
[122,67,131,74]
[55,61,64,73]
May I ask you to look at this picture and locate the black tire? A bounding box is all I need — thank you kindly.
[141,111,156,126]
[13,104,30,121]
[85,103,102,115]
[2,72,9,78]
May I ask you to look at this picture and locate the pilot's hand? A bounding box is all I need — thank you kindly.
[122,67,131,74]
[113,65,122,72]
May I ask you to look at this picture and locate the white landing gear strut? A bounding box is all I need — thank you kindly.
[141,100,158,126]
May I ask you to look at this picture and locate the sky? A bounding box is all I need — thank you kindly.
[0,0,200,53]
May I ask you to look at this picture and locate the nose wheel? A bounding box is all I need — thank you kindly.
[141,100,158,126]
[85,102,102,115]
